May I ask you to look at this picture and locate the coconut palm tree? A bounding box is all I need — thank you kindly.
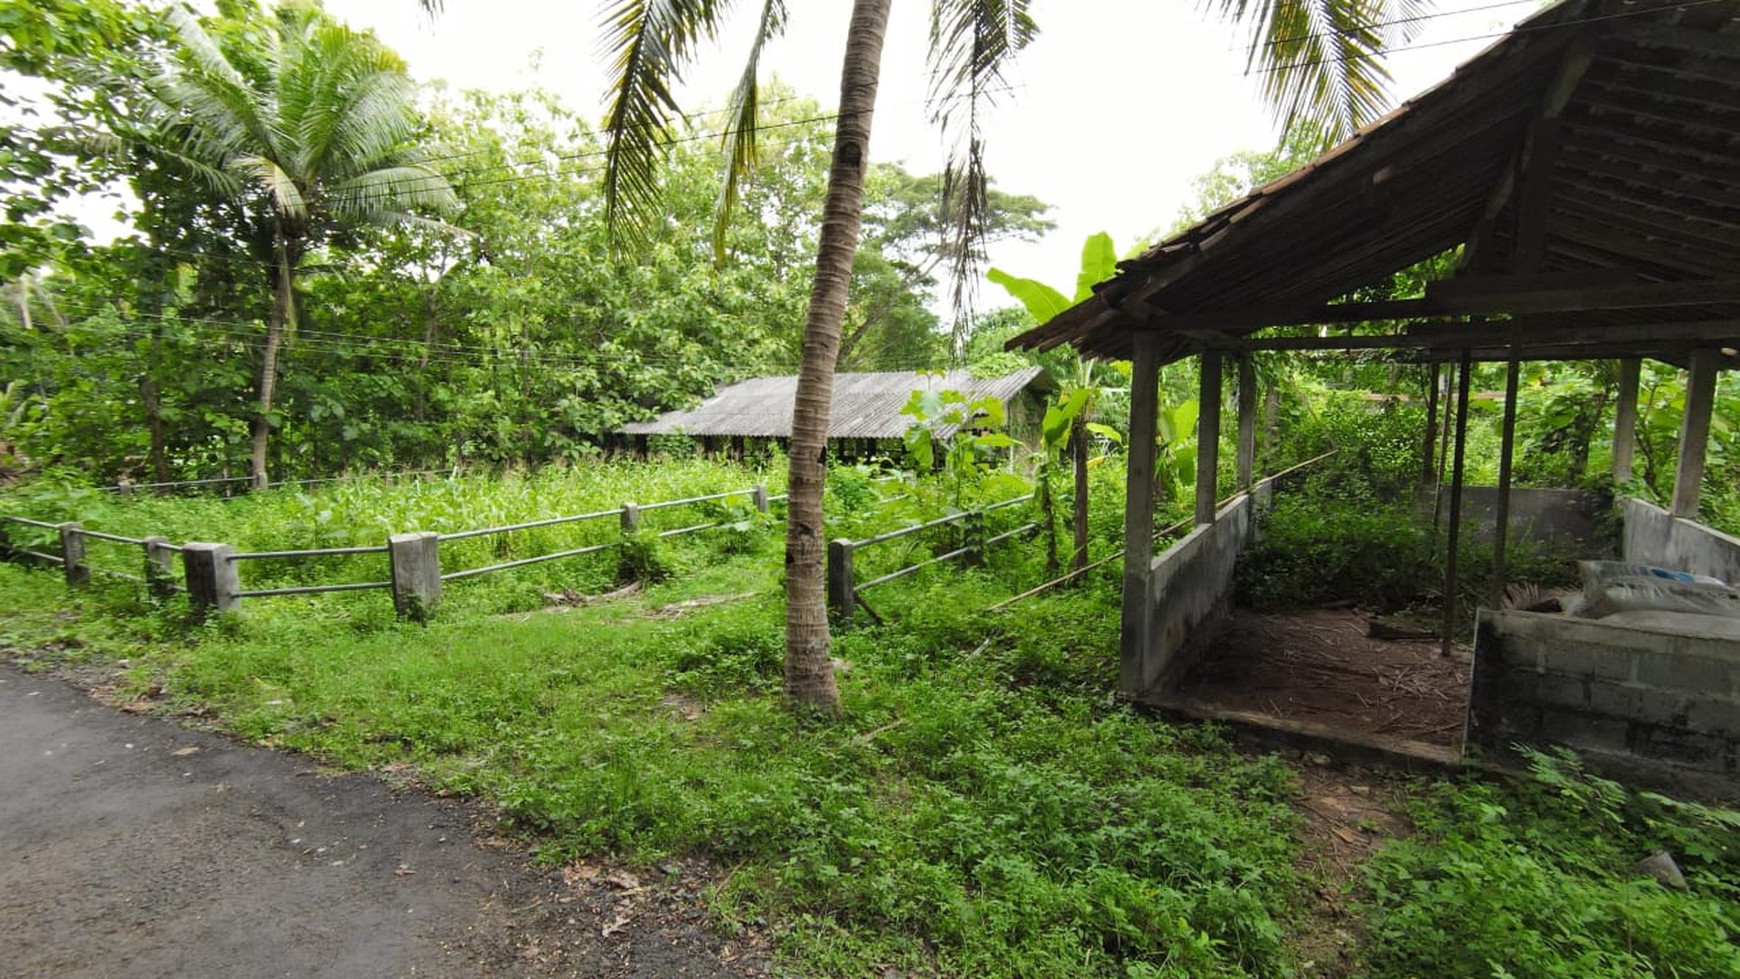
[141,3,460,489]
[601,0,1431,712]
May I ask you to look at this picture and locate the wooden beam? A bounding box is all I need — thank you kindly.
[1441,351,1474,659]
[1491,352,1521,608]
[1671,349,1721,519]
[1120,333,1161,696]
[1196,349,1223,527]
[1613,358,1641,483]
[1236,355,1256,491]
[1420,362,1441,485]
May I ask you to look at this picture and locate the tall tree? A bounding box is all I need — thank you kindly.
[137,2,459,489]
[601,0,1430,712]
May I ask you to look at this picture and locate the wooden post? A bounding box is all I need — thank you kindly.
[827,538,855,625]
[1671,349,1720,519]
[1420,362,1441,487]
[1431,359,1456,534]
[182,542,239,616]
[58,522,88,587]
[142,537,177,599]
[752,484,770,514]
[1491,352,1521,608]
[1236,355,1256,492]
[1195,349,1222,526]
[389,532,441,623]
[1612,357,1640,484]
[620,502,641,533]
[1441,351,1473,658]
[1121,333,1161,696]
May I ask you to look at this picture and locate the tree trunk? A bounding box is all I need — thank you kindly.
[783,0,890,713]
[1071,414,1089,573]
[250,238,297,491]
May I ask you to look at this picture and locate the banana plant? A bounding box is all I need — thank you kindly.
[988,232,1126,572]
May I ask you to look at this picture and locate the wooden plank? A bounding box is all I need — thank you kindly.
[1195,349,1223,527]
[1491,353,1521,608]
[1613,357,1641,482]
[1614,20,1740,62]
[1421,362,1442,485]
[1120,333,1162,696]
[1442,352,1474,659]
[1558,148,1740,210]
[1671,349,1721,519]
[1236,355,1256,491]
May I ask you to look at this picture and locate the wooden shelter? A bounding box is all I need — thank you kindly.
[618,368,1054,457]
[1009,0,1739,692]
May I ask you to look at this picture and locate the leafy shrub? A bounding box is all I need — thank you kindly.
[1237,494,1435,611]
[1360,749,1740,978]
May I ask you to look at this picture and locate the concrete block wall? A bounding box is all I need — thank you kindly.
[1471,609,1740,797]
[1622,497,1740,583]
[1128,474,1280,697]
[1432,486,1613,551]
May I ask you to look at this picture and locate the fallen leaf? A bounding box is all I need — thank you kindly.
[172,746,200,757]
[604,870,641,891]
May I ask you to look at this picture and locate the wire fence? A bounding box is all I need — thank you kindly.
[0,483,779,615]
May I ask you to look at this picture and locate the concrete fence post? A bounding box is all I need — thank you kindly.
[389,532,441,623]
[827,538,855,625]
[142,537,177,599]
[620,502,641,534]
[58,522,89,587]
[182,542,239,616]
[752,484,769,514]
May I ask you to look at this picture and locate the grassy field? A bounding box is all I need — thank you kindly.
[3,459,1736,978]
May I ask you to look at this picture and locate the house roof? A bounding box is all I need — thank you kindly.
[620,368,1053,439]
[1010,0,1740,368]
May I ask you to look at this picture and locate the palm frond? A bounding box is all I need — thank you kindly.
[326,165,460,225]
[1208,0,1414,144]
[712,0,788,265]
[927,0,1037,339]
[235,155,309,222]
[599,0,738,259]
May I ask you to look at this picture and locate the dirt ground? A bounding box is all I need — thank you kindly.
[1177,608,1472,748]
[0,662,771,979]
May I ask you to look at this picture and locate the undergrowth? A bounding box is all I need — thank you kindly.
[1359,748,1740,978]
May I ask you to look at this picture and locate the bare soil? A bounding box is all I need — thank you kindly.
[0,661,770,979]
[1178,608,1472,747]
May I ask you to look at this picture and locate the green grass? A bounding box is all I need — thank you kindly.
[4,461,1737,978]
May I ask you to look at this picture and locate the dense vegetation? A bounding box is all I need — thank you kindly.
[3,454,1737,977]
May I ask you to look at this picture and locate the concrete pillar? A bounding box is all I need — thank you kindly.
[1121,333,1161,696]
[182,542,239,616]
[389,532,441,622]
[1672,350,1719,519]
[827,538,855,624]
[142,537,177,599]
[1441,351,1473,658]
[58,522,88,587]
[1612,357,1640,483]
[620,502,641,533]
[1236,355,1257,492]
[1195,349,1223,527]
[752,484,769,513]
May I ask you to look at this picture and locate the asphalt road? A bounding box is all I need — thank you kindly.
[0,665,767,979]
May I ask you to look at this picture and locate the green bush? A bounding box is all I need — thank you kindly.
[1360,749,1740,978]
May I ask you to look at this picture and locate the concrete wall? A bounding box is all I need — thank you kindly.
[1433,486,1612,551]
[1128,478,1275,697]
[1470,609,1740,797]
[1622,497,1740,584]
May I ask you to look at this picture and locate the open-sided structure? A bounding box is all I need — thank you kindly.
[618,368,1053,456]
[1010,0,1739,792]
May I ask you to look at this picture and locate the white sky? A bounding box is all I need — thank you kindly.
[321,0,1529,299]
[45,1,1530,303]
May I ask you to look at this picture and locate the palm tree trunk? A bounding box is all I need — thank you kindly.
[250,239,295,491]
[783,0,890,713]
